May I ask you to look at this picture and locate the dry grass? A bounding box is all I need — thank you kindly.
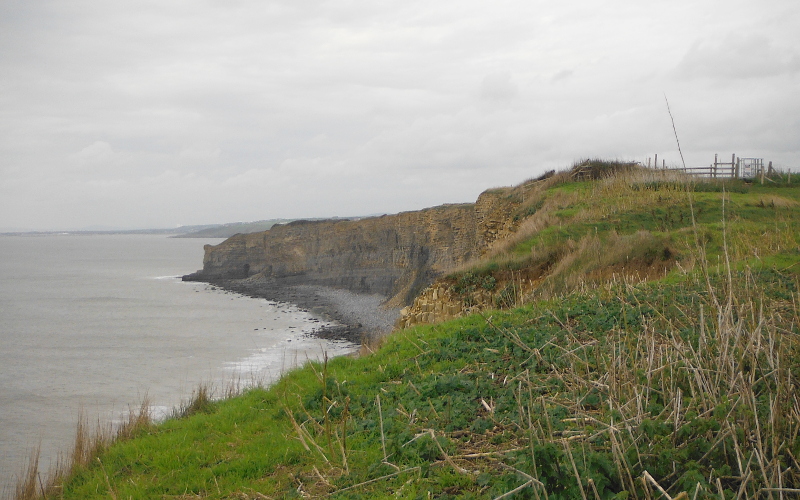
[11,380,255,500]
[391,263,800,497]
[346,247,798,497]
[444,164,799,313]
[551,268,799,497]
[459,167,694,272]
[13,447,42,500]
[12,399,152,500]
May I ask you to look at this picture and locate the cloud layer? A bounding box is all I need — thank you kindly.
[1,0,798,230]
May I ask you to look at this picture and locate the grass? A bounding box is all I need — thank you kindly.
[26,257,800,499]
[444,164,800,308]
[14,400,153,500]
[15,161,800,499]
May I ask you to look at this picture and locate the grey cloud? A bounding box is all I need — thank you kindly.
[72,141,116,170]
[551,70,573,82]
[675,33,800,80]
[1,0,798,231]
[479,72,519,102]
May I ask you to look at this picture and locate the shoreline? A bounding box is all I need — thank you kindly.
[187,275,400,345]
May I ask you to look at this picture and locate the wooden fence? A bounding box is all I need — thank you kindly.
[652,154,772,181]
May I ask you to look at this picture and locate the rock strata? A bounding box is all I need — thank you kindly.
[185,188,524,307]
[396,284,466,329]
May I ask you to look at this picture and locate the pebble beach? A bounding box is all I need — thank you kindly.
[203,276,401,345]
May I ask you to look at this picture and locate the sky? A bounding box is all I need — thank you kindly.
[1,0,798,231]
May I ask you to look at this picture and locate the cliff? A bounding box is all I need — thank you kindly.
[185,188,523,306]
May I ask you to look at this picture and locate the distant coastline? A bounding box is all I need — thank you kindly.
[0,228,193,237]
[0,217,364,239]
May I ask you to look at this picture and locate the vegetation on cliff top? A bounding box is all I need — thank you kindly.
[442,160,799,311]
[16,163,800,499]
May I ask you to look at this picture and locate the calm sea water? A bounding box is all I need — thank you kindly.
[0,234,355,496]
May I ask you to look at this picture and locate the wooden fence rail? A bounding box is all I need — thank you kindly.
[669,165,737,178]
[651,154,773,181]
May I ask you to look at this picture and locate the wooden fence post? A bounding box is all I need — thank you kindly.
[714,154,718,178]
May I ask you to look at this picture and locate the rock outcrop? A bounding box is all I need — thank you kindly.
[185,188,525,306]
[396,284,465,329]
[396,268,543,329]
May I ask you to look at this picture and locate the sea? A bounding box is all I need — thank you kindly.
[0,233,356,497]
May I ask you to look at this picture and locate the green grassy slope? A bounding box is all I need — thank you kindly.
[441,165,800,309]
[22,167,800,500]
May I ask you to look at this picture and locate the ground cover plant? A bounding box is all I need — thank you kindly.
[17,164,800,499]
[446,162,800,307]
[27,260,800,499]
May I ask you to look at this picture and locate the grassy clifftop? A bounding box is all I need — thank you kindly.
[19,164,800,499]
[436,161,798,310]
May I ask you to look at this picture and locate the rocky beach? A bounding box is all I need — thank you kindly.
[186,275,400,345]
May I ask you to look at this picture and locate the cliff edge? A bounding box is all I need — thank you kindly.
[184,187,522,306]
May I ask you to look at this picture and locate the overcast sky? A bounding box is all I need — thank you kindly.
[1,0,798,231]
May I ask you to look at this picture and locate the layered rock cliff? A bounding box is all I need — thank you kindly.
[185,188,524,306]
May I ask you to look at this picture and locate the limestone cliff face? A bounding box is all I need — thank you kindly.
[475,189,523,250]
[192,204,472,305]
[189,189,520,306]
